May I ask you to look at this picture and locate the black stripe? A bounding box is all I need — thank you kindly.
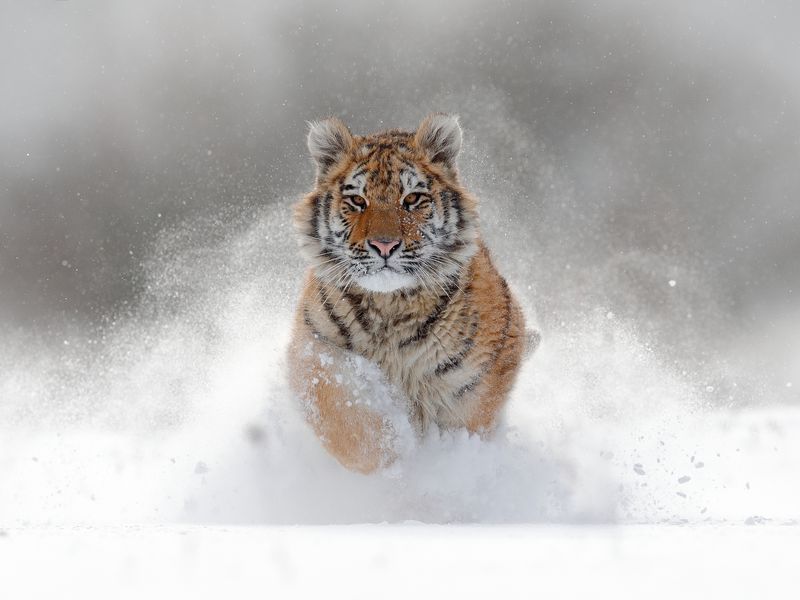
[471,274,514,369]
[399,157,416,170]
[322,192,340,246]
[398,287,419,300]
[439,239,466,253]
[392,309,424,328]
[434,310,478,376]
[320,192,332,234]
[449,190,462,231]
[303,308,337,347]
[498,277,513,343]
[317,247,336,262]
[450,272,510,402]
[399,276,461,348]
[310,192,331,242]
[321,292,353,351]
[453,373,483,400]
[439,190,450,229]
[310,193,322,238]
[440,189,452,232]
[419,227,435,245]
[342,291,372,333]
[437,189,463,236]
[435,336,475,376]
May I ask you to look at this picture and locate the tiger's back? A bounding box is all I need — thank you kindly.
[288,114,530,472]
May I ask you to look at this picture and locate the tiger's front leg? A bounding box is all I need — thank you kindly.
[287,328,400,474]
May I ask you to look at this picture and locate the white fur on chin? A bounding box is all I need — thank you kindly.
[356,270,418,293]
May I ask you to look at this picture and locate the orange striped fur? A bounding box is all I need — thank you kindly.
[287,114,532,473]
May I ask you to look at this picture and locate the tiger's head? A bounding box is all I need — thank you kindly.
[295,114,479,294]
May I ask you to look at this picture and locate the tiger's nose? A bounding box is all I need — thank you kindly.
[367,238,401,258]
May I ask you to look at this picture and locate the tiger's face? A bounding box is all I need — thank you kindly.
[295,114,478,294]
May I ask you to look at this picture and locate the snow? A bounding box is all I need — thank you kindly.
[1,524,798,600]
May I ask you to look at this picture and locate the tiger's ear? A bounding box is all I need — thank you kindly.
[414,113,462,171]
[307,117,353,178]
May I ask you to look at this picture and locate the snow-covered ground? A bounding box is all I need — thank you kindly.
[2,524,799,599]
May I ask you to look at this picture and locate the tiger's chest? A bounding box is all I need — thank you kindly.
[348,293,482,428]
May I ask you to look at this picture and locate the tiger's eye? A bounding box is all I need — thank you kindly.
[403,193,426,210]
[344,195,366,210]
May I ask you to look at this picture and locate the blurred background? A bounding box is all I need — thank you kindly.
[1,0,798,524]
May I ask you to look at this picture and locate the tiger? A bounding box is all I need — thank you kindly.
[287,113,536,473]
